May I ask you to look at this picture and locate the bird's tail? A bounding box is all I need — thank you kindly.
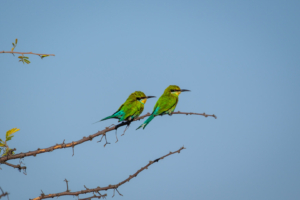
[136,114,155,130]
[92,115,114,124]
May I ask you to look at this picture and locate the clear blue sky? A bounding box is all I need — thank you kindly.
[1,1,300,199]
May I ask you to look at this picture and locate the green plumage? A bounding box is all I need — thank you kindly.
[137,85,189,130]
[95,91,149,124]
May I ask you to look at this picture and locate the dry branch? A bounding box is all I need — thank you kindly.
[31,146,185,200]
[0,187,9,200]
[0,111,215,167]
[1,161,26,174]
[0,51,55,57]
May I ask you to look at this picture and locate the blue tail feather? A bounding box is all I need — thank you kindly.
[136,114,155,130]
[93,111,124,124]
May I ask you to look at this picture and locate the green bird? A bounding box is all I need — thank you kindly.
[96,91,156,123]
[136,85,190,130]
[94,91,155,143]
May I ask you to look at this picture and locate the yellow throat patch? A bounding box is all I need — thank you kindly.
[172,91,181,96]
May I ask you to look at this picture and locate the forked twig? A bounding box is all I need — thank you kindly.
[0,187,9,200]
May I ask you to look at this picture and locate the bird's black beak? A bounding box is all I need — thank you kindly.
[180,89,190,92]
[146,96,156,99]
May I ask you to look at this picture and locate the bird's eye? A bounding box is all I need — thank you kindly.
[136,97,141,100]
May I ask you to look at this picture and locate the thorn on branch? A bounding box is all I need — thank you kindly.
[41,190,45,197]
[64,179,70,192]
[84,185,89,190]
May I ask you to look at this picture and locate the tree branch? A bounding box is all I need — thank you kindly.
[1,161,26,174]
[31,146,185,200]
[0,187,9,200]
[0,111,215,166]
[0,51,55,57]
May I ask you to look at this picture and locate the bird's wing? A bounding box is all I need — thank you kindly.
[121,101,142,121]
[113,103,124,115]
[153,95,177,115]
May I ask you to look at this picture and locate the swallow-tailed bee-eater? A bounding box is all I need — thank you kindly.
[98,91,155,123]
[136,85,190,130]
[94,91,155,142]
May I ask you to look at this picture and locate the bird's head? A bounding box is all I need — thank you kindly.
[132,91,156,104]
[164,85,190,96]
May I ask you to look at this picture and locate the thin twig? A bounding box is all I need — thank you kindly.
[2,162,26,174]
[0,111,214,165]
[0,51,55,57]
[115,130,118,143]
[64,179,70,192]
[97,134,110,147]
[0,187,9,200]
[30,146,185,200]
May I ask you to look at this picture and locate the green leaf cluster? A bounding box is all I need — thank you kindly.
[18,55,31,64]
[11,38,18,51]
[0,128,20,156]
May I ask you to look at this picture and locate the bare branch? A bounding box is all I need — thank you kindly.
[173,111,217,119]
[0,187,9,200]
[0,111,214,165]
[0,51,55,57]
[1,161,26,174]
[30,146,185,200]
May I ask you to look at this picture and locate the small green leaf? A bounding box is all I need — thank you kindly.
[11,47,15,51]
[12,42,14,46]
[24,59,30,64]
[40,55,50,59]
[6,135,14,141]
[15,38,18,45]
[0,143,5,147]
